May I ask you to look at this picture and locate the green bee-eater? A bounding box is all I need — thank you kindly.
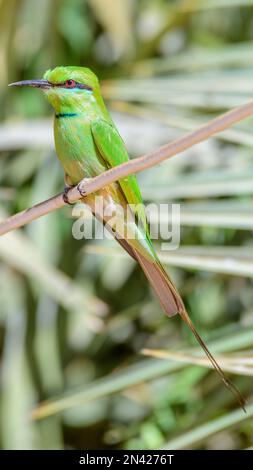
[9,66,245,408]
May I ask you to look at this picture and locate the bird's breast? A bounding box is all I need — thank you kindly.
[54,115,106,185]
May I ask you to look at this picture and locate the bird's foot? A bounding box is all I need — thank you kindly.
[77,178,90,198]
[63,185,75,205]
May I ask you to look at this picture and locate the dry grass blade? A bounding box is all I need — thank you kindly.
[158,251,253,277]
[84,244,253,278]
[132,42,253,75]
[141,349,253,376]
[149,202,253,230]
[109,101,253,148]
[142,170,253,199]
[0,119,52,150]
[179,0,253,11]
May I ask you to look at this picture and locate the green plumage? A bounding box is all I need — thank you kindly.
[9,66,246,408]
[43,66,185,315]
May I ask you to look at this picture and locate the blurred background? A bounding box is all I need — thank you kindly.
[1,0,253,450]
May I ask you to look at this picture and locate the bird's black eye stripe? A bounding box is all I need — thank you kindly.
[76,83,93,91]
[49,81,92,91]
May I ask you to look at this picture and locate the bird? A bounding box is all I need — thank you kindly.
[9,66,246,410]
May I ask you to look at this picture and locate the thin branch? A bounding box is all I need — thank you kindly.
[1,99,253,236]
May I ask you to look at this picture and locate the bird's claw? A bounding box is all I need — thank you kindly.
[77,181,88,198]
[63,186,75,205]
[63,180,89,204]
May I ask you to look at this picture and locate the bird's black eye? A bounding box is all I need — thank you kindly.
[65,79,76,88]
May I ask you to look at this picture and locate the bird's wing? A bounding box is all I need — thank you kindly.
[91,118,148,232]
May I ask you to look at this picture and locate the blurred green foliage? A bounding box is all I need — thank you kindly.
[1,0,253,450]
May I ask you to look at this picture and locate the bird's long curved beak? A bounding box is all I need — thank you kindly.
[8,79,51,89]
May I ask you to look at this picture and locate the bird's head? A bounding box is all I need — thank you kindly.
[9,66,102,114]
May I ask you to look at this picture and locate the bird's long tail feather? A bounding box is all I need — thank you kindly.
[134,249,246,412]
[94,199,246,411]
[134,250,183,318]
